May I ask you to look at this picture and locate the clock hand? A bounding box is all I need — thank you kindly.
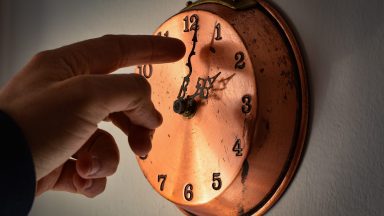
[188,23,221,101]
[173,71,221,118]
[208,22,217,54]
[190,71,222,100]
[174,16,199,117]
[176,20,199,100]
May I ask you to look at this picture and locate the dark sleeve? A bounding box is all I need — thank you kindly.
[0,111,36,216]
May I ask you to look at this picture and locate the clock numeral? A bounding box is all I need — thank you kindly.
[157,174,167,191]
[214,23,222,40]
[212,173,222,190]
[137,64,153,79]
[232,139,243,156]
[157,31,169,37]
[184,184,194,201]
[235,51,246,69]
[183,14,199,32]
[241,95,252,114]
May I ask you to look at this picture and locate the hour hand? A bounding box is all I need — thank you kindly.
[177,77,190,99]
[191,72,222,100]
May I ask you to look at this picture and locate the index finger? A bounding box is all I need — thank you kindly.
[43,35,186,75]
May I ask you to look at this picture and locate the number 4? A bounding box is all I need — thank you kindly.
[232,139,243,156]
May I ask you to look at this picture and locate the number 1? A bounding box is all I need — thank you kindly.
[215,23,222,40]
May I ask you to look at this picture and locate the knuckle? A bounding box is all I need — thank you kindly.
[98,129,114,140]
[69,75,99,106]
[132,73,151,97]
[106,161,119,176]
[84,178,107,198]
[33,50,55,61]
[94,130,120,176]
[31,50,58,65]
[100,34,116,40]
[130,74,153,114]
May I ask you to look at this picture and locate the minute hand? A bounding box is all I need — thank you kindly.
[190,71,222,100]
[176,24,198,99]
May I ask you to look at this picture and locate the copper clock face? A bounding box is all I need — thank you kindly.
[135,1,309,215]
[136,10,257,205]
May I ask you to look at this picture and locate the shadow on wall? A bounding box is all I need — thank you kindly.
[281,0,384,121]
[1,0,47,86]
[271,0,384,215]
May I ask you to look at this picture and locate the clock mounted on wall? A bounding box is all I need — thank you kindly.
[135,0,309,215]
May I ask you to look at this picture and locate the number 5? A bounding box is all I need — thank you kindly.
[212,173,222,190]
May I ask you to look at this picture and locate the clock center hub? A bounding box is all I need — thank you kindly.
[173,98,198,118]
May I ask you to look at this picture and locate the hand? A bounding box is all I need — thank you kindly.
[0,35,185,197]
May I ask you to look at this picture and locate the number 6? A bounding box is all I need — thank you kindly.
[184,184,194,201]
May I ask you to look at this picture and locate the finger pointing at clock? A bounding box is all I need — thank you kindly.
[0,35,186,196]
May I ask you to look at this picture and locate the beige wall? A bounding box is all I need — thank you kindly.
[1,0,383,215]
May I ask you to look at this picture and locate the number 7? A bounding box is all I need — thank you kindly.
[158,174,167,191]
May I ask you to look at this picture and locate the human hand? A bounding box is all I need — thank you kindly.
[0,35,185,197]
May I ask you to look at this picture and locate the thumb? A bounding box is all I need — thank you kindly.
[67,73,161,129]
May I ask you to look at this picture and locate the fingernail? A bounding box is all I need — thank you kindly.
[88,157,100,177]
[148,129,155,141]
[83,179,93,190]
[155,110,163,125]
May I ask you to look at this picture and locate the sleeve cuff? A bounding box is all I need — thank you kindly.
[0,110,36,215]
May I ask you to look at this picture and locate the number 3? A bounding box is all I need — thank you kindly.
[242,95,252,114]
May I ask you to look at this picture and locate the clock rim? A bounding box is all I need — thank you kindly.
[251,1,308,215]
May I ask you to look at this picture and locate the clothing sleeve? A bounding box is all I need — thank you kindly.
[0,110,36,216]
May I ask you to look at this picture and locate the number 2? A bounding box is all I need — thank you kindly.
[235,51,246,69]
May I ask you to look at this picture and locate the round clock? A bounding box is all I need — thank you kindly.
[135,0,309,215]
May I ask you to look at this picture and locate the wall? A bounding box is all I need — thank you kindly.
[1,0,383,215]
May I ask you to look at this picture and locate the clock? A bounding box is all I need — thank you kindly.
[135,0,309,215]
